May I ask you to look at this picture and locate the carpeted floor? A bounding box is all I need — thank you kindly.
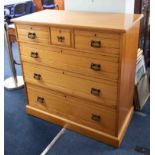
[4,43,61,155]
[4,43,150,155]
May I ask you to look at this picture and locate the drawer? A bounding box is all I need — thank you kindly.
[20,43,119,81]
[23,62,117,107]
[16,24,50,44]
[27,84,71,118]
[27,84,116,135]
[66,96,116,135]
[50,27,72,47]
[75,30,120,53]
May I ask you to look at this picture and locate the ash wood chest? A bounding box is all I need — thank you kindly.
[13,10,143,147]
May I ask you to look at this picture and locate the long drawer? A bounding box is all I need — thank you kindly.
[16,24,50,44]
[27,84,116,135]
[20,43,119,81]
[75,30,120,52]
[23,62,117,107]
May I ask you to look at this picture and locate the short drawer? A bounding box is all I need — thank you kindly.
[23,62,117,107]
[16,24,50,44]
[75,30,120,54]
[20,43,119,81]
[27,84,70,118]
[50,27,72,47]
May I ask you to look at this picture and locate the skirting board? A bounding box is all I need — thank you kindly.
[26,105,134,147]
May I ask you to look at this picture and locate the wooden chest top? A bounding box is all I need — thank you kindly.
[12,10,143,32]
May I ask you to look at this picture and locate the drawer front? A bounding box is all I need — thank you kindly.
[16,24,50,44]
[66,96,116,135]
[50,28,72,47]
[23,62,117,107]
[75,30,120,52]
[27,84,116,135]
[20,43,119,81]
[27,84,71,118]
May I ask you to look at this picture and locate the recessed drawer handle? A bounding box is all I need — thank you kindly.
[90,63,101,71]
[91,114,101,122]
[31,52,38,58]
[28,32,36,39]
[91,88,100,96]
[57,36,65,42]
[91,40,101,48]
[33,73,41,80]
[37,96,44,103]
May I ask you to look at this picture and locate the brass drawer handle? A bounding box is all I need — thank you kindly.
[31,52,38,58]
[33,73,41,80]
[91,114,101,122]
[28,32,36,39]
[37,96,44,103]
[57,36,65,42]
[91,88,100,96]
[91,40,101,48]
[90,63,101,71]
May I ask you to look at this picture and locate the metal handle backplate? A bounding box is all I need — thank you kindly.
[91,88,100,96]
[33,73,41,80]
[31,52,38,58]
[37,96,44,103]
[28,32,36,39]
[57,36,65,42]
[91,40,101,48]
[91,114,101,122]
[90,63,101,71]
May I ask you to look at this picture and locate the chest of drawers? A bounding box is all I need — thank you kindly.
[13,10,143,147]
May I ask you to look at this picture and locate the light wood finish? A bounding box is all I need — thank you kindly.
[66,95,116,135]
[117,21,141,135]
[16,24,50,44]
[13,10,143,147]
[27,84,116,135]
[50,27,72,47]
[20,43,119,81]
[27,84,69,117]
[75,30,120,40]
[23,62,117,107]
[12,10,143,32]
[117,106,134,146]
[75,30,120,51]
[8,25,16,42]
[26,104,133,147]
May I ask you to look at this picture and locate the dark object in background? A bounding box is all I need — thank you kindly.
[134,74,149,111]
[25,1,36,14]
[4,3,26,24]
[41,0,59,9]
[134,0,150,69]
[4,1,36,24]
[135,146,150,155]
[134,49,149,111]
[12,3,26,18]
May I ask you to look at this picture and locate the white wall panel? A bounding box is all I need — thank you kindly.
[64,0,135,14]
